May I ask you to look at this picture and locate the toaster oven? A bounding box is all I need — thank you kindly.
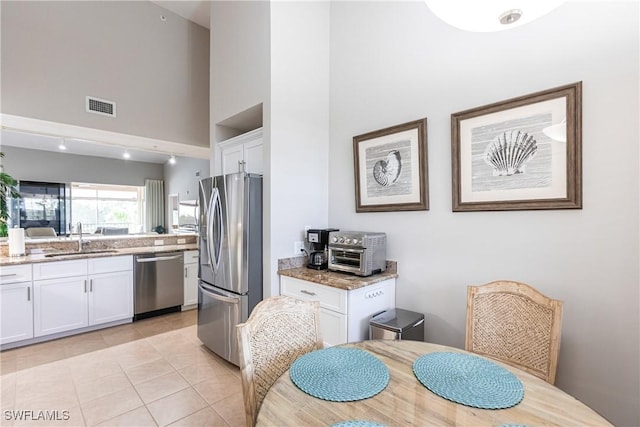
[328,231,386,276]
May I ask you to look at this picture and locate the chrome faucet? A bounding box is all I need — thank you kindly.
[77,222,83,252]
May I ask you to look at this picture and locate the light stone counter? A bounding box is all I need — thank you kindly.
[277,256,398,291]
[0,234,198,266]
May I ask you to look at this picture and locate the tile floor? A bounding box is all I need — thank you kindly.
[0,310,247,426]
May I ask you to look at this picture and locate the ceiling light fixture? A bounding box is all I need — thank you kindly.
[58,138,67,150]
[424,0,565,32]
[169,155,176,165]
[123,151,131,159]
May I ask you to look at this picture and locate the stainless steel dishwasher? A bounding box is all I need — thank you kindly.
[134,252,184,320]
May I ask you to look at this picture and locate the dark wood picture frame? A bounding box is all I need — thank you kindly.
[353,118,428,212]
[451,82,582,212]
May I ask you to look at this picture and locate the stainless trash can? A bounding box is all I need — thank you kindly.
[369,308,425,341]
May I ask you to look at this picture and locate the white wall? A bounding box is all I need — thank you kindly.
[1,1,209,147]
[164,156,210,202]
[268,1,331,296]
[2,146,163,185]
[329,2,638,426]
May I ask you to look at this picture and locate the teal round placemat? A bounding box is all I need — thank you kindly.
[290,347,390,402]
[330,421,386,427]
[413,352,524,409]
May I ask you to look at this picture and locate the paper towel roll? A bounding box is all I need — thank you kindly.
[8,227,25,257]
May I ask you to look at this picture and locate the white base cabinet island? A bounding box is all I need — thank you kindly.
[280,275,396,347]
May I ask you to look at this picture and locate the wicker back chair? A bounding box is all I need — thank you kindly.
[236,296,323,427]
[465,280,563,384]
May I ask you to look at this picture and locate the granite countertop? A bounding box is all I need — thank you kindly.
[278,258,398,291]
[1,244,198,266]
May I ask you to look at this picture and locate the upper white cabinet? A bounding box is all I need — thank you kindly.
[216,128,263,175]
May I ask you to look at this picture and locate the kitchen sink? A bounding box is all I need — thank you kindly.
[44,249,119,257]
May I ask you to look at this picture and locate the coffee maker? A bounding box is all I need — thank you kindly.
[306,228,338,270]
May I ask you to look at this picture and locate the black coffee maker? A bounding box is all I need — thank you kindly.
[306,228,338,270]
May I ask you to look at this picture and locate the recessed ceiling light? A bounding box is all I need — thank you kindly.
[123,151,131,159]
[169,155,176,165]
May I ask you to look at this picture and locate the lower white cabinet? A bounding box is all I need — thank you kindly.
[0,282,34,344]
[89,270,134,325]
[34,276,89,336]
[280,276,396,347]
[33,256,133,338]
[183,250,198,307]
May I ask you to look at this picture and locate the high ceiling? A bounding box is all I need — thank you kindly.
[1,1,211,165]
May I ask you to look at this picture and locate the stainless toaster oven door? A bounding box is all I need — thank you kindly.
[328,246,365,274]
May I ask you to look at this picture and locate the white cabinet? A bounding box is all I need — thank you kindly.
[34,276,89,336]
[1,282,34,344]
[89,270,133,325]
[280,276,396,347]
[183,250,198,308]
[217,128,263,175]
[33,256,133,337]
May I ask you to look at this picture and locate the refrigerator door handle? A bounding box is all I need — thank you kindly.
[199,284,240,305]
[206,188,216,274]
[213,187,223,272]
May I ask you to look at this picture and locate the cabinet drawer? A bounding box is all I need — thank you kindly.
[0,264,32,284]
[33,259,87,280]
[281,276,347,314]
[88,255,132,274]
[184,250,199,264]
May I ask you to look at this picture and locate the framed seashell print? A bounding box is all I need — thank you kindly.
[452,82,582,211]
[353,118,428,212]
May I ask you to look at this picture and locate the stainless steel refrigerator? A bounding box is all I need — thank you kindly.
[197,172,263,366]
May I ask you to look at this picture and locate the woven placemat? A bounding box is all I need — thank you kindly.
[290,347,390,402]
[330,421,386,427]
[413,352,524,409]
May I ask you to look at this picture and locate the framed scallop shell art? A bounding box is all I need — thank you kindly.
[451,82,582,211]
[353,118,428,212]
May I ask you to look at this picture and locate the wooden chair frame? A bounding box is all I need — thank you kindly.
[465,280,563,384]
[236,296,323,427]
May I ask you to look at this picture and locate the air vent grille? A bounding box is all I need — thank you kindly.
[86,96,116,117]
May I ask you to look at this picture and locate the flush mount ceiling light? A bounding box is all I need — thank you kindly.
[58,138,67,150]
[424,0,565,32]
[169,155,176,165]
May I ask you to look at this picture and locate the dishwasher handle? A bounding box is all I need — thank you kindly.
[136,254,182,263]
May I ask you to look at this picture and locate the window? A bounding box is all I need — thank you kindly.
[71,183,144,234]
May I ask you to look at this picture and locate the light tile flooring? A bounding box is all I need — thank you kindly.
[0,310,247,426]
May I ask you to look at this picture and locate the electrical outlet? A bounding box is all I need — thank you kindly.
[177,238,186,244]
[293,241,305,255]
[154,239,164,246]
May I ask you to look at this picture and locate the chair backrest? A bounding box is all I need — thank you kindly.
[236,296,323,427]
[25,227,57,238]
[465,280,563,384]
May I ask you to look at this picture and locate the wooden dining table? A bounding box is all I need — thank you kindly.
[256,340,612,426]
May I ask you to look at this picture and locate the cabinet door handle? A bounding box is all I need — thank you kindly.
[90,279,93,292]
[84,280,87,293]
[185,267,188,278]
[300,290,316,296]
[0,273,17,278]
[27,287,30,301]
